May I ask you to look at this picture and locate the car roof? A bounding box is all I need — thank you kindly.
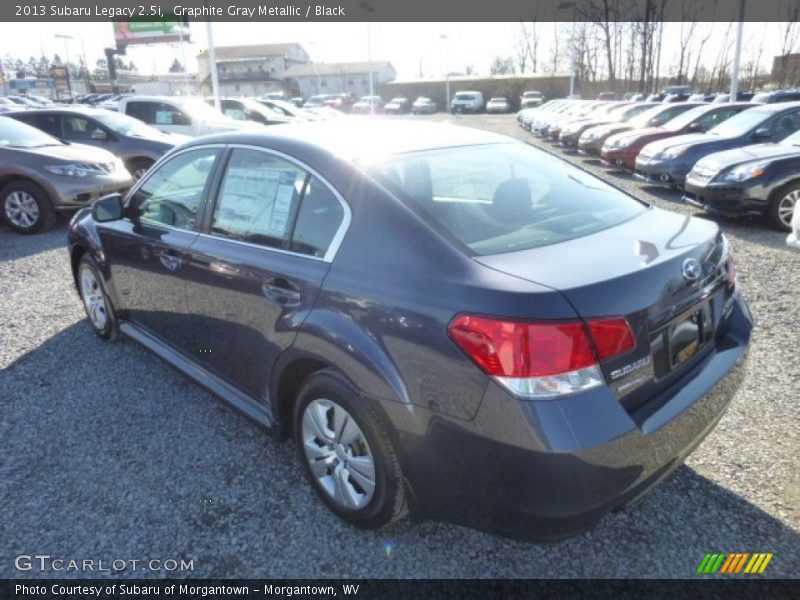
[743,100,800,111]
[9,106,113,117]
[188,119,514,161]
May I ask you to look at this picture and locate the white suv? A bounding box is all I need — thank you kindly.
[119,96,255,137]
[450,91,485,114]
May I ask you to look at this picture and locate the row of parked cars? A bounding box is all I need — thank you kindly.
[0,93,362,234]
[518,94,800,236]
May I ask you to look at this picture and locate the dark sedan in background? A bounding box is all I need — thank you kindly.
[9,107,185,180]
[384,97,412,114]
[635,102,800,187]
[684,128,800,230]
[67,120,750,540]
[600,103,753,170]
[412,97,437,114]
[0,116,132,233]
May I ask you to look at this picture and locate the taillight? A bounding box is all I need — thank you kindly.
[448,315,635,399]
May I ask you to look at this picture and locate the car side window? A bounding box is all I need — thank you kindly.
[767,110,800,140]
[62,116,94,141]
[154,103,191,126]
[34,114,61,137]
[290,177,345,258]
[126,101,152,123]
[130,148,220,231]
[211,149,307,248]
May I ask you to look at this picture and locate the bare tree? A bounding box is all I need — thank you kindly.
[775,3,800,86]
[490,56,516,75]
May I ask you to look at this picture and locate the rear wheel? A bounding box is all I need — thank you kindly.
[768,183,799,232]
[1,180,56,234]
[293,370,407,528]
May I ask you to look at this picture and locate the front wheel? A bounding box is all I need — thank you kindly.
[1,180,56,234]
[77,254,120,340]
[768,183,799,232]
[293,370,407,528]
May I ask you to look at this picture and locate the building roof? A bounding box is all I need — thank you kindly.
[198,43,303,60]
[284,61,395,78]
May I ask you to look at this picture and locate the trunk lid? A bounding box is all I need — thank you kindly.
[475,207,729,410]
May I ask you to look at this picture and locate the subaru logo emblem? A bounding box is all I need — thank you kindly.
[682,258,703,282]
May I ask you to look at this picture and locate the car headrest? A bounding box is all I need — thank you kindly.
[486,178,532,223]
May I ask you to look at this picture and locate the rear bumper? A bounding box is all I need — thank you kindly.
[401,294,752,541]
[683,179,770,217]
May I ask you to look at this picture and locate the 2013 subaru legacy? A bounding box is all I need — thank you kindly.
[67,121,752,540]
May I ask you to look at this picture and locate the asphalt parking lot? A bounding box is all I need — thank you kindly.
[1,113,798,579]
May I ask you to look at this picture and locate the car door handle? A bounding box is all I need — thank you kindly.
[157,249,183,272]
[262,277,302,307]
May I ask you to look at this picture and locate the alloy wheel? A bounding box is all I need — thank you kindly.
[80,266,108,331]
[4,191,40,228]
[778,189,799,228]
[301,398,376,510]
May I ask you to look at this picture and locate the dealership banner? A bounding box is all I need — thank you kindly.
[1,579,797,599]
[5,0,800,22]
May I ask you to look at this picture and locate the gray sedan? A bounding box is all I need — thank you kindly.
[0,116,132,234]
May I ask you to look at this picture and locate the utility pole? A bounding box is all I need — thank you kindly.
[54,34,73,99]
[441,34,450,110]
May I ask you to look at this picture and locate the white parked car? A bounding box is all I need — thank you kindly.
[119,96,254,137]
[788,201,800,250]
[486,97,512,114]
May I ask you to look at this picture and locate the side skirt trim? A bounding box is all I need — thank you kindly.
[119,322,278,436]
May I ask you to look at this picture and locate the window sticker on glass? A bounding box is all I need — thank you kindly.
[155,110,174,125]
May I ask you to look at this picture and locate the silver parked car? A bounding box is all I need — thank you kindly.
[0,116,132,234]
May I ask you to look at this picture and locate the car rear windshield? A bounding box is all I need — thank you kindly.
[455,93,478,100]
[370,142,645,256]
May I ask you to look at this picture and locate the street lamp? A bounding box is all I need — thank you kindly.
[54,33,74,99]
[440,34,450,111]
[557,2,577,97]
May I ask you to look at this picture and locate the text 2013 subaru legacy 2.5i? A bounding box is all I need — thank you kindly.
[68,121,752,540]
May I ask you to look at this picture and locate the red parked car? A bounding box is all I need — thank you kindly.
[601,103,753,170]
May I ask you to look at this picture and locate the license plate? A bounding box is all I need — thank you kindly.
[669,310,704,367]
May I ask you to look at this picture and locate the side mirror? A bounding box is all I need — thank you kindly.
[91,193,124,222]
[688,122,704,133]
[753,127,772,141]
[90,128,108,141]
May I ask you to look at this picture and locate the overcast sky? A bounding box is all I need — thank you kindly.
[0,21,786,79]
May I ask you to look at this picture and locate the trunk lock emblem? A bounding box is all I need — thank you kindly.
[682,258,703,282]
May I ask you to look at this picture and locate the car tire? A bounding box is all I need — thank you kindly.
[77,254,120,341]
[767,182,799,232]
[1,180,56,234]
[293,369,407,529]
[127,158,154,181]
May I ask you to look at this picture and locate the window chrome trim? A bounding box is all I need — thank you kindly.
[218,143,352,264]
[123,142,352,264]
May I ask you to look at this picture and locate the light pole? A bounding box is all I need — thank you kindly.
[730,0,746,102]
[557,2,577,97]
[54,33,74,99]
[367,23,374,99]
[440,34,450,111]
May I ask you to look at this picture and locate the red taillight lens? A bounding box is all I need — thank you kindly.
[448,315,636,379]
[447,315,597,378]
[587,318,636,360]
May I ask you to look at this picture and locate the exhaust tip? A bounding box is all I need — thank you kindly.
[615,159,624,167]
[660,173,671,183]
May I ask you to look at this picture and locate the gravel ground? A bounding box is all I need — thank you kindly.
[1,114,798,579]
